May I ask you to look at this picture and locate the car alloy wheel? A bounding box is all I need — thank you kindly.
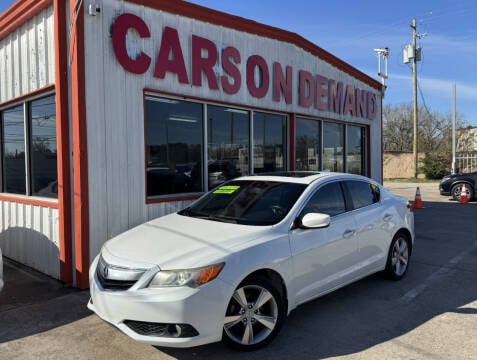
[451,183,473,201]
[223,276,285,350]
[385,233,411,280]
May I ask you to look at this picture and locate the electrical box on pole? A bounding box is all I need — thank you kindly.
[403,44,422,64]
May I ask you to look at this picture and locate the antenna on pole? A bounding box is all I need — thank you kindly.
[374,47,389,95]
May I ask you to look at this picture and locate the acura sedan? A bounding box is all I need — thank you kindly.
[88,172,414,350]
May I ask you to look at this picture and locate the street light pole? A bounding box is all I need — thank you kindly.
[452,84,456,174]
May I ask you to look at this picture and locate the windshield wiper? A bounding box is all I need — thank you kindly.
[207,215,237,224]
[179,208,237,223]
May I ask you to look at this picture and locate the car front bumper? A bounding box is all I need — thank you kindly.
[439,188,451,196]
[87,256,233,348]
[439,181,451,196]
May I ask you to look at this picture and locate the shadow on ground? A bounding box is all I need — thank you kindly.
[0,259,91,343]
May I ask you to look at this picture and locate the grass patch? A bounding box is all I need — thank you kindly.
[383,178,440,183]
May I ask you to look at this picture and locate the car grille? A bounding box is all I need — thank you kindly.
[124,320,199,338]
[96,268,137,290]
[96,255,147,291]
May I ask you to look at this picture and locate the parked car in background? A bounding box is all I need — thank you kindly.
[88,172,414,350]
[439,171,477,201]
[0,247,4,292]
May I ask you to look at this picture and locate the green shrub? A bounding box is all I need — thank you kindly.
[420,153,450,179]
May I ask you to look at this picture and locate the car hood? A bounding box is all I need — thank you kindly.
[101,213,271,270]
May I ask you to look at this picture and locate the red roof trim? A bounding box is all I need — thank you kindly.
[0,0,52,41]
[126,0,382,91]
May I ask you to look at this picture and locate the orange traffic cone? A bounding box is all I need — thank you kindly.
[413,187,424,209]
[460,184,469,204]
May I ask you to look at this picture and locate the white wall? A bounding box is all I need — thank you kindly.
[0,201,60,278]
[0,6,55,103]
[0,5,59,277]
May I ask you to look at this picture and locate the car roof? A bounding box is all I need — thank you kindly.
[235,171,374,185]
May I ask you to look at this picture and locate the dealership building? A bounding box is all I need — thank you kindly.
[0,0,383,288]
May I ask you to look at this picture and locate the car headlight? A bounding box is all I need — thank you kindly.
[148,263,225,288]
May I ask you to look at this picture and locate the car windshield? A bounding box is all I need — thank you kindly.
[178,180,307,225]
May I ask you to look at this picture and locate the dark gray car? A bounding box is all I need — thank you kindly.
[439,171,477,201]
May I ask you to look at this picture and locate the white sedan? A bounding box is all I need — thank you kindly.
[88,172,414,350]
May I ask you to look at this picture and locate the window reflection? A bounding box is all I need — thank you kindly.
[31,95,58,198]
[323,122,344,172]
[302,181,346,217]
[146,97,203,196]
[295,118,321,171]
[253,112,286,173]
[207,105,249,189]
[346,125,365,175]
[2,105,26,194]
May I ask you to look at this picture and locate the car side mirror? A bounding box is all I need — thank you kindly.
[298,213,330,229]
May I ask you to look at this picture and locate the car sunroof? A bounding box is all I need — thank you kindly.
[256,171,322,178]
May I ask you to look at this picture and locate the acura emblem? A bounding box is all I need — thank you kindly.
[103,265,109,278]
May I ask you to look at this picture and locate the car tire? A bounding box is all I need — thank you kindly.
[222,275,286,351]
[384,233,411,281]
[451,183,473,201]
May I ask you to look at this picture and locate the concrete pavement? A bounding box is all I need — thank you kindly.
[384,181,447,203]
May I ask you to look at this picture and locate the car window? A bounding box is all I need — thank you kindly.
[302,181,346,217]
[345,180,380,210]
[179,180,307,226]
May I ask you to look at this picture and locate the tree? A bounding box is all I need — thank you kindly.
[383,102,466,153]
[383,103,413,152]
[383,102,467,177]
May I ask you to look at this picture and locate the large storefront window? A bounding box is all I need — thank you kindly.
[295,118,366,175]
[146,97,203,196]
[253,112,286,173]
[323,122,345,172]
[295,117,321,171]
[2,104,26,194]
[1,94,57,198]
[31,96,58,197]
[346,125,365,175]
[207,105,249,190]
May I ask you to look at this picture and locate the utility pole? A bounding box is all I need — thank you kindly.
[404,19,424,178]
[411,18,419,179]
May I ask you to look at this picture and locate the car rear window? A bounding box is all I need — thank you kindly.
[345,180,380,209]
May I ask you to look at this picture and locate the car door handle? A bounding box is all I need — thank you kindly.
[383,214,393,222]
[343,229,356,238]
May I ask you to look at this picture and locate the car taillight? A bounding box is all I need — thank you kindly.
[407,201,414,212]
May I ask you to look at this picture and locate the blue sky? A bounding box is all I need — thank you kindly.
[1,0,476,125]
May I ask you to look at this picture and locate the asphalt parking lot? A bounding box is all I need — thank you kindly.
[0,182,476,360]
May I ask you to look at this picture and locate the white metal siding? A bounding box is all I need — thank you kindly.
[0,5,55,104]
[0,6,59,278]
[84,1,382,261]
[0,201,60,278]
[147,199,196,221]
